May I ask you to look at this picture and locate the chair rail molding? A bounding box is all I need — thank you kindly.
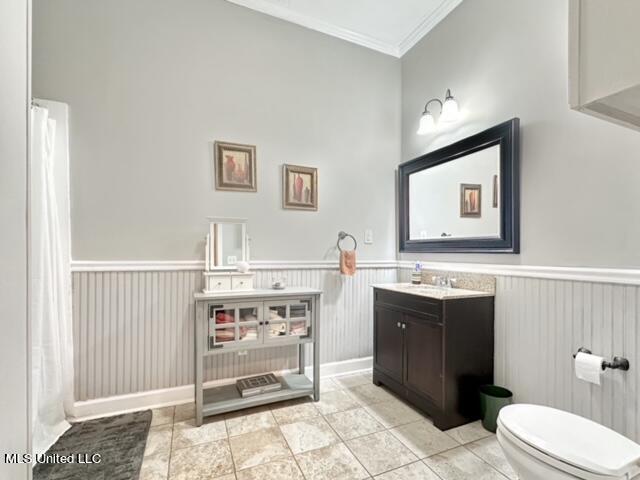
[71,259,640,285]
[397,261,640,286]
[70,259,399,272]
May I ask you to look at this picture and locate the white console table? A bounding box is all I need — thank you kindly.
[194,287,322,426]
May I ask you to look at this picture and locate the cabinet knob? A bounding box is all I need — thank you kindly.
[397,322,401,328]
[402,323,406,329]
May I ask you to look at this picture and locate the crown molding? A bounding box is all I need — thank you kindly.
[225,0,464,58]
[397,0,464,56]
[224,0,400,57]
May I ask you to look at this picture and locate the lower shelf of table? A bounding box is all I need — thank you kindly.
[201,373,315,418]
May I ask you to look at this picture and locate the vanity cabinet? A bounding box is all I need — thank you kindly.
[373,288,494,430]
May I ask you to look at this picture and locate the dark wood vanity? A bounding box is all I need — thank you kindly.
[373,287,494,430]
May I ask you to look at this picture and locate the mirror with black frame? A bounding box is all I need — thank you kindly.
[398,118,520,253]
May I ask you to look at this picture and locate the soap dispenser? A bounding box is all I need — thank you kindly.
[411,262,422,285]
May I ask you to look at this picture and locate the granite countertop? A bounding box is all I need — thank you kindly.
[371,283,494,300]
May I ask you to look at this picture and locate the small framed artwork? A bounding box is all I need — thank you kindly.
[460,183,481,217]
[492,174,499,208]
[214,141,257,192]
[283,164,318,211]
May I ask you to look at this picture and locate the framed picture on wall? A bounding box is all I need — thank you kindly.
[460,183,481,217]
[283,164,318,211]
[214,141,257,192]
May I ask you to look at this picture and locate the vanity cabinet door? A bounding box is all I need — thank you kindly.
[403,315,443,407]
[373,306,404,384]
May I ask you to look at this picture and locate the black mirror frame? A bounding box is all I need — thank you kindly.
[399,118,520,253]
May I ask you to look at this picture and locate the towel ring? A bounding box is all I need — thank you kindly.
[337,231,357,252]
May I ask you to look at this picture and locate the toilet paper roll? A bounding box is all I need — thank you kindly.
[575,352,603,385]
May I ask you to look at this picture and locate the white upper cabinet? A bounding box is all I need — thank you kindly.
[569,0,640,132]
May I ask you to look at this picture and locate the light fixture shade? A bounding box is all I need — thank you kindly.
[417,111,436,135]
[441,93,459,123]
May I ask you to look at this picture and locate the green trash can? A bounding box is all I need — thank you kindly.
[479,385,513,433]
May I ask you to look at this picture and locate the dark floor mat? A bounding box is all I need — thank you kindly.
[33,410,152,480]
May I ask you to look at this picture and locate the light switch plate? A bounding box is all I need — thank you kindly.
[364,229,373,244]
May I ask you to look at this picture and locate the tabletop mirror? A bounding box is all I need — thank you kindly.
[398,118,520,253]
[207,217,248,269]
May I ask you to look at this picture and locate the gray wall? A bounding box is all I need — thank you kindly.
[32,0,401,262]
[401,0,640,268]
[0,0,31,477]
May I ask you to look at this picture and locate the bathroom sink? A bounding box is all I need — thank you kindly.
[371,283,493,300]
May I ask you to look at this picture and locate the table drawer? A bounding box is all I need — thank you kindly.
[232,275,253,290]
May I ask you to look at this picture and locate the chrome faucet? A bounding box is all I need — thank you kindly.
[432,275,457,288]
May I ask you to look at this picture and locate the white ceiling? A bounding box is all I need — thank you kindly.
[225,0,463,57]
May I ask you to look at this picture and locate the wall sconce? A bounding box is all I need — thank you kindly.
[417,89,459,135]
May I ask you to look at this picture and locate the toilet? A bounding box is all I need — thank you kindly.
[497,404,640,480]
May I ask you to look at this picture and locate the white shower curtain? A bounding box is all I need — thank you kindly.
[31,102,74,456]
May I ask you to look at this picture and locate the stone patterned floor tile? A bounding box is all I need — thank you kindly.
[424,446,508,480]
[389,420,459,458]
[295,443,369,480]
[235,457,304,480]
[173,403,196,423]
[172,418,227,450]
[347,384,396,405]
[346,430,418,476]
[151,406,175,427]
[333,373,371,389]
[271,398,320,425]
[168,439,234,480]
[363,399,422,428]
[466,436,517,479]
[279,416,340,454]
[139,451,169,480]
[445,420,493,445]
[319,377,341,393]
[144,424,173,458]
[225,406,278,437]
[324,407,385,440]
[228,426,291,470]
[315,389,362,415]
[374,461,440,480]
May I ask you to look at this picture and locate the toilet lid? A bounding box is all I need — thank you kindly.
[499,404,640,477]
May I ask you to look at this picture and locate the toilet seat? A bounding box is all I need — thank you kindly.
[498,404,640,479]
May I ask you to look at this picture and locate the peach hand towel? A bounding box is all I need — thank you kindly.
[340,250,356,276]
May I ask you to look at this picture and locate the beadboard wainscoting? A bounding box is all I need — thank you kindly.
[71,262,397,404]
[400,263,640,442]
[494,276,640,442]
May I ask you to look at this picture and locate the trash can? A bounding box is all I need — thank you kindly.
[479,385,513,433]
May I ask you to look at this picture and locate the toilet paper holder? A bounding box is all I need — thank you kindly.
[573,347,630,371]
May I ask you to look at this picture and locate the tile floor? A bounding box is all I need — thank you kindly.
[140,372,517,480]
